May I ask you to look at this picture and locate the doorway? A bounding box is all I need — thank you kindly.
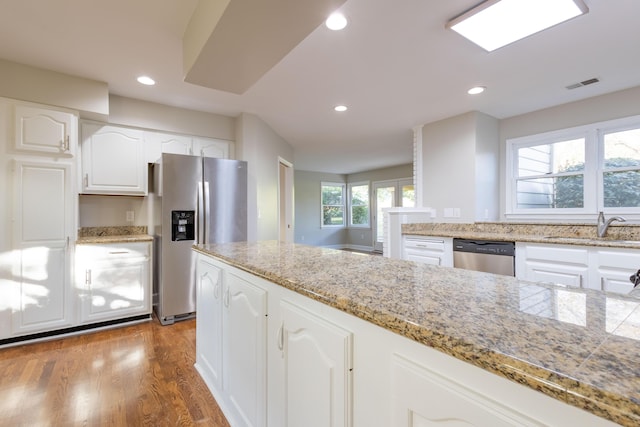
[372,179,414,252]
[278,158,294,242]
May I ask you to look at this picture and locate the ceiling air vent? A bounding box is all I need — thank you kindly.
[566,78,600,90]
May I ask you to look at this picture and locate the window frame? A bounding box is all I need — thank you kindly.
[506,114,640,222]
[320,181,346,228]
[348,181,370,228]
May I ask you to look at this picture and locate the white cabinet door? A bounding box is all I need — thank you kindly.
[223,271,267,427]
[195,257,224,393]
[596,249,640,294]
[193,137,231,159]
[11,159,74,335]
[81,123,147,195]
[279,299,353,427]
[77,242,151,324]
[517,244,589,288]
[145,131,193,163]
[391,354,540,427]
[14,104,77,156]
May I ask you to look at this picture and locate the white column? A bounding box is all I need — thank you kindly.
[412,125,424,207]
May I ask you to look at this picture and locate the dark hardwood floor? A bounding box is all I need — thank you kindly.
[0,318,229,427]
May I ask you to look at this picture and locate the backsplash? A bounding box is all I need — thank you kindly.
[402,222,640,241]
[78,226,148,237]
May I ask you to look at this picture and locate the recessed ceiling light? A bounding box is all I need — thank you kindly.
[468,86,486,95]
[334,105,348,112]
[447,0,588,52]
[326,12,347,31]
[137,75,156,86]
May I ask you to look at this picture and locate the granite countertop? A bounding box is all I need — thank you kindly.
[76,226,153,244]
[402,222,640,249]
[194,240,640,427]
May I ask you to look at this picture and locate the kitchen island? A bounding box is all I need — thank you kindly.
[194,241,640,426]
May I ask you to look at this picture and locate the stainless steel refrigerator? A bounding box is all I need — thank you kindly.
[153,153,247,325]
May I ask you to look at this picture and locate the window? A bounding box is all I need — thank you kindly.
[348,182,370,227]
[603,127,640,208]
[506,115,640,219]
[514,137,586,209]
[321,182,345,227]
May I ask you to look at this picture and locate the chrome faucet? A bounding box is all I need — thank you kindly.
[597,211,626,238]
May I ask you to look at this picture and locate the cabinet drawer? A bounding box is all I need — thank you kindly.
[597,249,640,269]
[525,244,588,264]
[77,242,150,260]
[404,237,445,251]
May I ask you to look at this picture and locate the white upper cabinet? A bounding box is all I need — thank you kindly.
[14,103,77,156]
[145,131,192,162]
[81,122,147,195]
[145,130,233,163]
[193,137,232,159]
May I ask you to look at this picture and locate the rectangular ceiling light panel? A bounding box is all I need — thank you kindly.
[447,0,589,52]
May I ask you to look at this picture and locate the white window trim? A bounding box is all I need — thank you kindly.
[505,114,640,223]
[348,181,371,228]
[320,181,346,228]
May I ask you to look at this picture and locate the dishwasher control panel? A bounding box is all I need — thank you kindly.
[453,239,515,256]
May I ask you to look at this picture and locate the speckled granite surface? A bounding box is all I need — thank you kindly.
[403,222,640,248]
[77,226,152,244]
[194,240,640,427]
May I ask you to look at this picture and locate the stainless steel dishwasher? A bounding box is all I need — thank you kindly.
[453,239,515,276]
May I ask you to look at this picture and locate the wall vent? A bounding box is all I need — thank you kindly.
[566,78,600,90]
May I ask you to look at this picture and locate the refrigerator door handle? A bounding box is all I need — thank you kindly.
[203,181,210,243]
[197,180,205,244]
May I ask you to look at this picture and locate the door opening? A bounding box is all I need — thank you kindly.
[278,158,294,242]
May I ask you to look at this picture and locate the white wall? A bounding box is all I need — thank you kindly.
[499,85,640,219]
[236,113,295,242]
[475,112,500,221]
[0,59,108,116]
[108,95,235,141]
[421,112,476,222]
[420,111,499,223]
[78,195,148,228]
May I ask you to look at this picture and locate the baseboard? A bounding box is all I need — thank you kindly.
[320,244,376,252]
[345,244,374,252]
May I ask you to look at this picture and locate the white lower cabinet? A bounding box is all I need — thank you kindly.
[403,235,453,267]
[224,271,267,427]
[391,354,536,426]
[276,300,353,427]
[195,255,267,427]
[196,252,617,427]
[196,258,223,391]
[596,249,640,294]
[516,243,589,288]
[76,242,152,324]
[516,243,640,294]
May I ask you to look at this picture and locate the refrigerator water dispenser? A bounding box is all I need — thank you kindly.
[171,210,195,241]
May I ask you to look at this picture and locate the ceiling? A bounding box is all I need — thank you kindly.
[1,0,639,174]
